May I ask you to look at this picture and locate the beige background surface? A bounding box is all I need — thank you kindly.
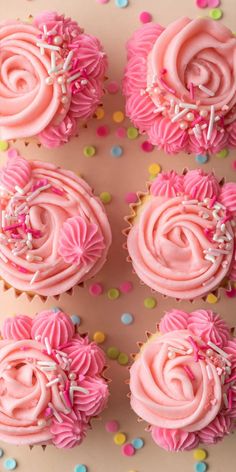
[0,0,236,471]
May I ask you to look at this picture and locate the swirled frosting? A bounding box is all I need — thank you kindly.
[0,11,107,147]
[130,309,236,451]
[0,308,109,448]
[127,169,236,300]
[0,151,111,297]
[123,17,236,155]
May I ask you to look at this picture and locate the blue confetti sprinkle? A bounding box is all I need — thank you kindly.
[111,145,123,157]
[121,312,134,325]
[195,154,208,164]
[4,458,17,471]
[74,465,87,472]
[51,306,61,313]
[71,315,81,326]
[132,437,144,449]
[115,0,129,7]
[194,462,208,472]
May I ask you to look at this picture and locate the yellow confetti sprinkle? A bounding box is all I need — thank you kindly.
[95,107,105,120]
[93,331,106,344]
[0,141,9,152]
[193,448,207,461]
[113,111,125,123]
[100,192,112,204]
[83,145,96,157]
[216,148,229,158]
[113,432,127,445]
[127,127,139,140]
[148,163,161,176]
[206,293,218,304]
[107,288,120,300]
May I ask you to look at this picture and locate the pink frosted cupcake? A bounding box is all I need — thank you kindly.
[125,169,236,300]
[0,11,107,148]
[123,17,236,155]
[129,308,236,451]
[0,150,111,297]
[0,308,109,448]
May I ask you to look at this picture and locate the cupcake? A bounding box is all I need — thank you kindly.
[0,11,107,148]
[125,169,236,300]
[0,150,112,297]
[0,308,109,448]
[123,17,236,155]
[129,308,236,451]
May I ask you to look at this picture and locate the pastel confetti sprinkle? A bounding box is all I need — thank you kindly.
[232,160,236,170]
[107,346,120,359]
[96,0,110,3]
[144,297,157,309]
[74,465,88,472]
[113,111,125,123]
[83,145,96,157]
[206,293,218,304]
[209,7,223,19]
[132,437,144,449]
[96,125,110,137]
[111,145,123,157]
[95,107,105,119]
[114,432,127,445]
[127,127,139,139]
[216,148,228,158]
[141,141,154,152]
[226,288,236,298]
[195,154,208,164]
[119,281,133,293]
[3,458,17,471]
[118,352,129,365]
[194,462,208,472]
[52,306,61,313]
[115,0,129,8]
[107,288,120,300]
[93,331,106,343]
[70,314,81,326]
[0,141,9,152]
[116,127,127,138]
[193,449,207,461]
[125,192,138,204]
[105,420,120,433]
[121,312,134,325]
[208,0,221,5]
[107,81,120,94]
[139,11,152,23]
[89,282,103,296]
[100,191,112,204]
[148,163,161,176]
[7,148,18,158]
[122,443,135,456]
[196,0,208,7]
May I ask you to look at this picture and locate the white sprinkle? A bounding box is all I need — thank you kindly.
[207,341,229,359]
[30,270,40,285]
[1,210,5,229]
[48,402,63,423]
[44,337,52,355]
[38,361,57,367]
[222,260,229,269]
[213,210,220,220]
[205,254,216,264]
[174,104,180,115]
[154,106,165,114]
[46,378,60,388]
[12,246,27,256]
[207,248,230,255]
[201,212,209,219]
[26,184,51,202]
[50,51,56,70]
[36,42,61,52]
[63,50,74,71]
[213,234,225,243]
[214,202,225,210]
[0,251,8,263]
[214,116,221,122]
[182,199,199,205]
[171,108,188,123]
[225,230,232,241]
[70,386,89,394]
[222,104,229,111]
[67,71,81,83]
[223,392,229,408]
[27,232,33,241]
[43,24,47,36]
[15,185,25,195]
[55,350,69,358]
[198,84,215,97]
[201,124,208,130]
[206,364,213,380]
[26,254,43,262]
[179,102,198,110]
[15,202,28,214]
[207,105,215,141]
[35,335,41,341]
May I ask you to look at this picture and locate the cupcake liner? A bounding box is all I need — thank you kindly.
[123,168,235,303]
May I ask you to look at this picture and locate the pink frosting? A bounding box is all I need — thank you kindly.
[0,153,31,193]
[0,154,111,297]
[188,310,230,348]
[58,215,105,266]
[183,170,220,201]
[220,183,236,215]
[198,414,233,445]
[73,376,109,417]
[123,17,236,155]
[63,335,106,376]
[2,315,32,340]
[150,171,184,197]
[0,309,108,448]
[151,426,199,452]
[31,309,74,349]
[159,310,189,333]
[0,12,107,147]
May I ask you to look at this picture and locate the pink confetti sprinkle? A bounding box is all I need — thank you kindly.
[196,0,208,7]
[89,282,103,296]
[105,420,120,433]
[226,288,236,298]
[125,192,138,204]
[44,407,53,417]
[141,141,154,152]
[96,125,110,137]
[7,149,19,158]
[107,81,120,94]
[232,160,236,170]
[96,0,110,3]
[139,11,152,23]
[116,127,126,138]
[51,186,64,196]
[122,443,135,457]
[119,281,133,294]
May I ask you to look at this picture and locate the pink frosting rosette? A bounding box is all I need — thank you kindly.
[0,152,111,297]
[126,169,236,300]
[129,309,236,452]
[0,308,109,449]
[123,17,236,155]
[0,11,107,147]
